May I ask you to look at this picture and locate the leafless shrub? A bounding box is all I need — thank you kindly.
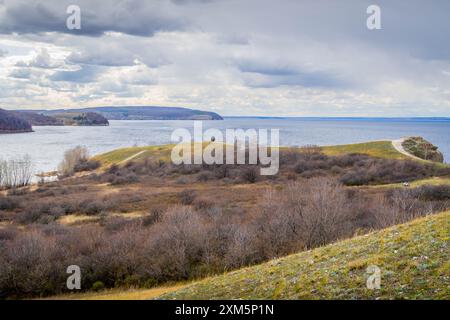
[193,197,215,211]
[1,176,448,298]
[58,146,89,177]
[109,173,140,185]
[252,178,352,253]
[412,184,450,201]
[0,196,19,210]
[142,207,164,226]
[0,155,33,189]
[0,226,18,242]
[241,166,259,183]
[178,190,196,205]
[197,171,214,182]
[74,159,100,172]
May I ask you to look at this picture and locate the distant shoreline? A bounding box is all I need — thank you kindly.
[223,116,450,121]
[0,129,34,134]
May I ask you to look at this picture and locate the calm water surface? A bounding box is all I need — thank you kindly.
[0,118,449,175]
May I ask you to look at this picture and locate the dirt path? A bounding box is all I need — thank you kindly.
[118,150,146,164]
[392,138,423,160]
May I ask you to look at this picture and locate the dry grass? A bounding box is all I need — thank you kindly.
[59,215,100,225]
[44,283,186,300]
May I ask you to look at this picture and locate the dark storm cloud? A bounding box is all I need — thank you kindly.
[242,71,346,89]
[355,0,450,60]
[0,0,186,36]
[238,61,346,88]
[1,0,449,61]
[238,63,299,77]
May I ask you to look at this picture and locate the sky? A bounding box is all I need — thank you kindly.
[0,0,449,116]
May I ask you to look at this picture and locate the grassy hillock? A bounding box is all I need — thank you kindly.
[94,141,408,168]
[322,140,408,160]
[93,145,173,166]
[159,211,449,300]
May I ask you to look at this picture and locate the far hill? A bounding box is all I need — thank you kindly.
[40,106,224,120]
[0,108,33,134]
[51,112,109,126]
[11,110,63,126]
[13,110,109,127]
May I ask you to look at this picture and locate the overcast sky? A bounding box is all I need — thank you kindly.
[0,0,449,116]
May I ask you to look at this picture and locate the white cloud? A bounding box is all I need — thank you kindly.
[0,0,449,116]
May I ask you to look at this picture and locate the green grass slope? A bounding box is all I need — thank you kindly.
[159,211,450,300]
[94,140,408,168]
[93,145,174,166]
[322,140,408,160]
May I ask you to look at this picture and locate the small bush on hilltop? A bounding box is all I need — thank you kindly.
[58,146,89,177]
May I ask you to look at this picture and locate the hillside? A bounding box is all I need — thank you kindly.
[12,110,109,126]
[41,106,223,120]
[2,139,449,299]
[0,108,33,133]
[12,111,63,126]
[159,211,449,300]
[52,112,109,126]
[94,141,408,168]
[56,211,449,300]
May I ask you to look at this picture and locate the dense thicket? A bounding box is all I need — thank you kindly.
[0,178,448,298]
[0,109,32,133]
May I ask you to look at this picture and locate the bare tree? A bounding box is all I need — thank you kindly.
[0,155,33,189]
[58,146,89,177]
[256,178,352,251]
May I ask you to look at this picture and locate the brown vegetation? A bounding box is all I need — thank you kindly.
[0,156,33,189]
[58,146,100,177]
[0,146,449,298]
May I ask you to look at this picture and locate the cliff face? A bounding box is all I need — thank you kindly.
[402,136,444,163]
[0,109,33,133]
